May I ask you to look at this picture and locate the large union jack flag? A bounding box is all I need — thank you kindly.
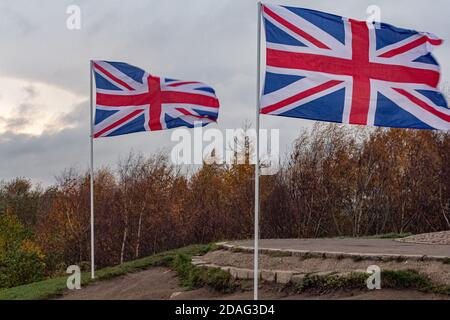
[93,61,220,138]
[261,4,450,130]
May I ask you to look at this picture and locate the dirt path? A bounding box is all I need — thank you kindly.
[60,267,181,300]
[59,267,449,300]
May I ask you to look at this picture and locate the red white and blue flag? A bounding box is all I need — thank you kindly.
[261,4,450,130]
[93,61,220,138]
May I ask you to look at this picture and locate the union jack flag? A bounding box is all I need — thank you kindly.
[261,4,450,130]
[93,61,220,138]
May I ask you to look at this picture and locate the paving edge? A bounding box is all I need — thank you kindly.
[191,256,368,284]
[215,242,448,262]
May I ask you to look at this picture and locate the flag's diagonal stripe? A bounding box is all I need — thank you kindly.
[95,61,146,90]
[94,106,147,132]
[380,86,450,130]
[393,88,450,122]
[94,63,135,91]
[94,109,144,138]
[263,5,330,50]
[167,81,201,87]
[379,36,443,58]
[261,80,343,114]
[164,108,215,124]
[261,69,350,108]
[374,55,441,72]
[175,107,209,119]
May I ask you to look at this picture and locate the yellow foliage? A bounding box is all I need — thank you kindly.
[20,239,45,260]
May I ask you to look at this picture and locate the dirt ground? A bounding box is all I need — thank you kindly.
[59,267,449,300]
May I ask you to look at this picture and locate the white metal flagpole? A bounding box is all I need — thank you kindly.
[254,1,262,301]
[89,60,95,279]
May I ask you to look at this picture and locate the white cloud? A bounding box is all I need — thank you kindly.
[0,77,85,135]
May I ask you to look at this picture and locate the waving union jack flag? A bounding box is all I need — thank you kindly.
[93,61,220,138]
[261,4,449,130]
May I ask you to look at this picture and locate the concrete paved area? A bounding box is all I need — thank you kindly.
[225,238,449,258]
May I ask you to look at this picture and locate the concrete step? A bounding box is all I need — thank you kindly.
[191,256,366,284]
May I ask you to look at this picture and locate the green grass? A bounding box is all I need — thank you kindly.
[265,250,293,258]
[295,269,449,296]
[0,243,219,300]
[365,232,413,239]
[334,233,413,239]
[171,253,236,293]
[296,272,367,293]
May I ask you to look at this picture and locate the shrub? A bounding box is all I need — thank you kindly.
[0,213,46,288]
[296,272,366,293]
[0,246,46,288]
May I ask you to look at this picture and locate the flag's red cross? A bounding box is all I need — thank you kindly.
[262,6,442,124]
[94,64,218,137]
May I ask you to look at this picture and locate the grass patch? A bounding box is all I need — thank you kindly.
[300,252,314,260]
[382,270,449,295]
[171,253,236,293]
[334,233,413,240]
[295,269,450,296]
[442,257,450,265]
[0,274,86,300]
[0,243,219,300]
[265,250,292,258]
[365,232,413,239]
[351,256,364,262]
[382,270,431,289]
[296,272,367,293]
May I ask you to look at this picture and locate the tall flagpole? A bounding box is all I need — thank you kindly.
[89,60,95,279]
[254,1,262,301]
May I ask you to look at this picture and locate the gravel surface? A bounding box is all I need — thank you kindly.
[398,231,450,245]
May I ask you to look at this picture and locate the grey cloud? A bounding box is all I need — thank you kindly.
[3,114,31,132]
[0,125,88,185]
[1,102,34,132]
[0,4,35,37]
[22,85,38,100]
[17,102,34,114]
[58,102,89,126]
[2,86,39,131]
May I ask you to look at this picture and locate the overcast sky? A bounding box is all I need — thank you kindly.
[0,0,449,186]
